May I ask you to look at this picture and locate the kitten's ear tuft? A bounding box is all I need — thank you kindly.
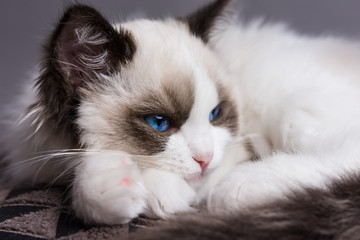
[47,4,136,87]
[184,0,233,43]
[33,5,136,137]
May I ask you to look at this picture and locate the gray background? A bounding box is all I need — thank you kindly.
[1,0,360,124]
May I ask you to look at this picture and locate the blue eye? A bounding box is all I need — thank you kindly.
[144,115,170,132]
[209,105,221,122]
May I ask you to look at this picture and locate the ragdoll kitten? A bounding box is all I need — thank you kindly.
[3,0,360,237]
[2,0,244,224]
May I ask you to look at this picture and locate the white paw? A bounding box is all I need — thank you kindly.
[142,169,197,219]
[72,151,147,224]
[207,163,290,215]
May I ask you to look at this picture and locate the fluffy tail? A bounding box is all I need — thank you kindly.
[132,173,360,240]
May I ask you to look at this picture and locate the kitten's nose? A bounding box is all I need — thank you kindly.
[193,152,213,173]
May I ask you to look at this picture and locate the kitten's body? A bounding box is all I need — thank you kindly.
[205,21,360,212]
[3,0,360,238]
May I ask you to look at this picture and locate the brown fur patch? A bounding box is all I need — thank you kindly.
[210,83,239,135]
[124,79,195,155]
[244,137,261,161]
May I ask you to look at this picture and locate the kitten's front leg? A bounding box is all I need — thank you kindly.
[72,151,147,224]
[142,169,198,219]
[207,153,338,214]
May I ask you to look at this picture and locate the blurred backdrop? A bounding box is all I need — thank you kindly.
[1,0,360,131]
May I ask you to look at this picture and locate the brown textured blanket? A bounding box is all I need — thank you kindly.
[0,185,153,240]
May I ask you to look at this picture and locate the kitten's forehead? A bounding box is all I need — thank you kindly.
[119,19,224,103]
[120,19,215,76]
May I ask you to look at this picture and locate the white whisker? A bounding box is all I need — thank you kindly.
[3,149,97,178]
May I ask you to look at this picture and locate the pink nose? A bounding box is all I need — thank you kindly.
[193,152,213,173]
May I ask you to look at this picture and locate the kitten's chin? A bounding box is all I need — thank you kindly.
[184,173,203,189]
[184,170,212,189]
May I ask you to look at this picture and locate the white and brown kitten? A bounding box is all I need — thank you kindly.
[2,0,245,224]
[3,0,360,238]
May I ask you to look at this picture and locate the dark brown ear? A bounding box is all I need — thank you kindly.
[34,4,136,136]
[48,4,136,88]
[184,0,233,42]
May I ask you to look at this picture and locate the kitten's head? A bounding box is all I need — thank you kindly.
[34,0,239,185]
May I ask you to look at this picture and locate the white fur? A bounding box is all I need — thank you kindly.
[75,26,108,45]
[142,168,197,218]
